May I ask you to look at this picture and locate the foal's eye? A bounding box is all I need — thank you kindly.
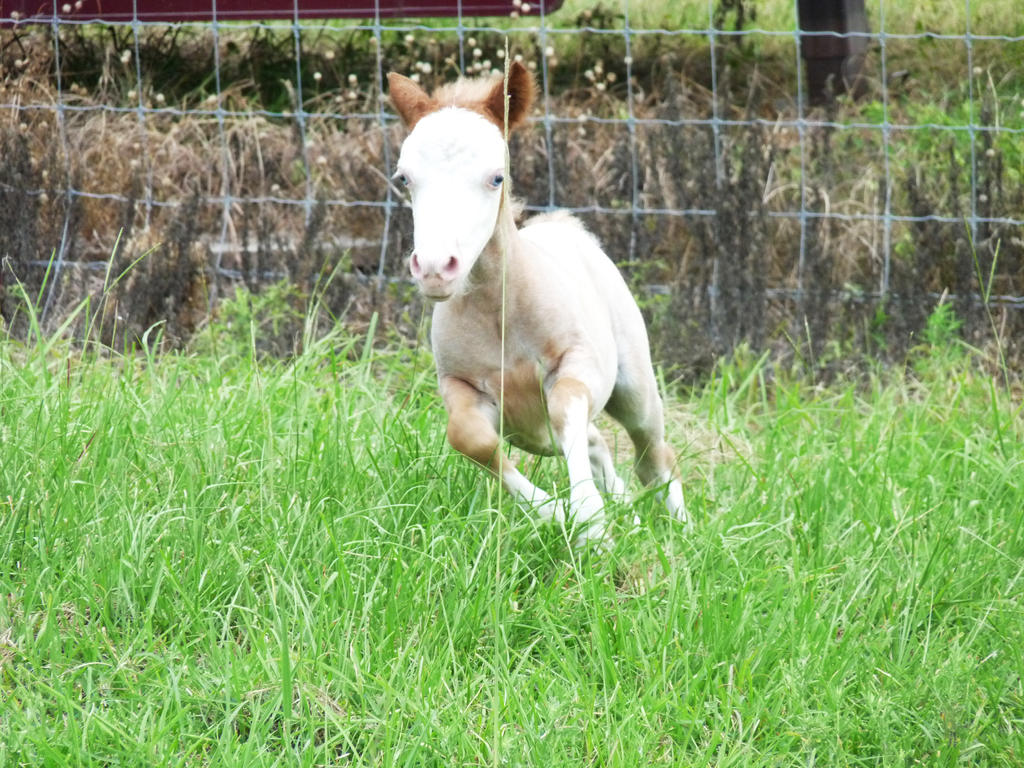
[488,174,504,189]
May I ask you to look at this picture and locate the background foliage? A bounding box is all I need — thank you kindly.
[1,0,1022,378]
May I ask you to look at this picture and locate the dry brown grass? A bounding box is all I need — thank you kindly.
[1,23,1021,376]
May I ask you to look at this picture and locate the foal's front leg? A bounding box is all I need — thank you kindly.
[547,377,607,544]
[440,376,564,524]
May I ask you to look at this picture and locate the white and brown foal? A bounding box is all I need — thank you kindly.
[388,62,686,545]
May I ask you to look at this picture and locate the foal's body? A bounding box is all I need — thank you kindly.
[389,64,685,543]
[435,212,625,458]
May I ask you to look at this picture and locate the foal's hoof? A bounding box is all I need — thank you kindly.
[661,479,690,529]
[534,497,567,526]
[571,519,611,551]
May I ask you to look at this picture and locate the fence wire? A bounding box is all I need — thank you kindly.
[1,0,1022,349]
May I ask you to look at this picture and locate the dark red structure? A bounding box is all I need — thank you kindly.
[797,0,869,103]
[2,0,561,23]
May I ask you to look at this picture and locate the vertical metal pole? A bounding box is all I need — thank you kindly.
[623,0,639,264]
[792,0,807,304]
[707,0,724,344]
[964,0,979,249]
[292,0,313,227]
[878,0,892,298]
[210,0,232,303]
[538,0,556,209]
[375,0,394,280]
[41,0,74,325]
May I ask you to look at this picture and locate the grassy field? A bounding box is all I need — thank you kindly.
[1,296,1023,766]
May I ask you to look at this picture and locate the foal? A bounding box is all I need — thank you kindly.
[388,62,686,545]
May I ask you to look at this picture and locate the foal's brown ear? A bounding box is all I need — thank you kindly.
[387,72,438,129]
[483,60,535,134]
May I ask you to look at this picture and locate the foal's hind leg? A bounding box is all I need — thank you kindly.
[587,424,627,498]
[588,423,640,530]
[606,373,687,524]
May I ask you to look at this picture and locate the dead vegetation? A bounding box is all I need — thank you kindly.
[1,20,1021,378]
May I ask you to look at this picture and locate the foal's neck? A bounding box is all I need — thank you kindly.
[462,200,522,309]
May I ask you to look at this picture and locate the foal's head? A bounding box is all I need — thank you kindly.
[388,62,534,301]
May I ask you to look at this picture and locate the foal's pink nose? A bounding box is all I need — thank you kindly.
[410,253,459,280]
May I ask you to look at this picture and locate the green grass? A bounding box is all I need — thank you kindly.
[1,301,1023,766]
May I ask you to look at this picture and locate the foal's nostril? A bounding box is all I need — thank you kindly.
[410,253,457,282]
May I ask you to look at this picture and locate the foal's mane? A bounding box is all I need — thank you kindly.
[388,62,535,133]
[432,77,501,113]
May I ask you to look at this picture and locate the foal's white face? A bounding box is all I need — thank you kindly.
[394,108,507,301]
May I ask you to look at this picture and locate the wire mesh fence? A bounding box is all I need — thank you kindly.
[1,1,1022,374]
